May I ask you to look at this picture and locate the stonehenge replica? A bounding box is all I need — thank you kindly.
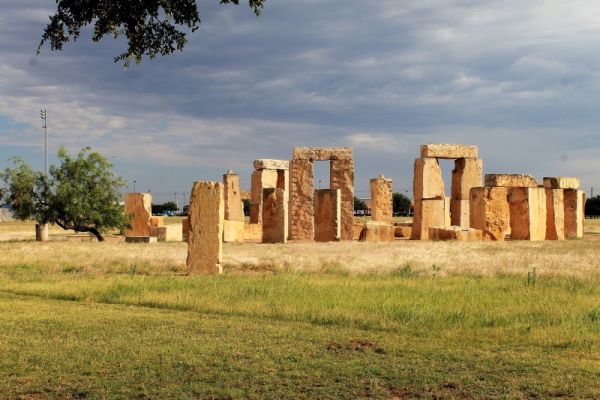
[115,143,586,275]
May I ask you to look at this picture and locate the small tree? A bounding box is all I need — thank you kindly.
[585,196,600,216]
[354,196,367,212]
[1,147,128,241]
[393,192,411,215]
[152,201,179,215]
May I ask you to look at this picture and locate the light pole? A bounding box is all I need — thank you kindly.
[40,109,47,177]
[133,180,136,193]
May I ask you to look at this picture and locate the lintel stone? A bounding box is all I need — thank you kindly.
[420,144,478,159]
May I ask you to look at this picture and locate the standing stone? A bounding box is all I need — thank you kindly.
[470,187,510,241]
[289,159,314,240]
[359,221,395,242]
[223,169,244,222]
[545,189,565,240]
[410,199,447,240]
[250,169,278,224]
[450,199,470,228]
[330,159,355,241]
[35,223,49,242]
[314,189,341,242]
[262,188,287,243]
[182,218,189,242]
[564,189,585,239]
[543,177,580,190]
[370,175,393,224]
[187,182,224,275]
[413,158,445,200]
[508,187,547,241]
[451,158,483,200]
[124,193,152,237]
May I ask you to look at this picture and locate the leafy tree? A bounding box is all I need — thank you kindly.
[242,199,250,216]
[354,196,367,212]
[39,0,265,66]
[585,196,600,216]
[393,192,411,215]
[1,147,128,241]
[152,201,179,215]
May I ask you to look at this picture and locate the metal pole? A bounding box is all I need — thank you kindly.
[133,180,136,193]
[40,109,47,177]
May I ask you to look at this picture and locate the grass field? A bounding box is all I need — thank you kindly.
[1,220,600,399]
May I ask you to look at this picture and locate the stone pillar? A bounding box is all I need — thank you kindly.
[545,189,565,240]
[250,169,278,224]
[508,187,547,241]
[564,189,584,239]
[469,187,510,241]
[223,169,244,222]
[410,198,447,240]
[289,159,314,240]
[370,175,393,225]
[35,223,49,242]
[330,159,354,240]
[186,182,224,275]
[411,158,445,239]
[124,193,152,237]
[314,189,341,242]
[262,188,287,243]
[451,158,482,227]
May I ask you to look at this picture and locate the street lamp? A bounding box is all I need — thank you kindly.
[40,109,47,177]
[133,180,136,193]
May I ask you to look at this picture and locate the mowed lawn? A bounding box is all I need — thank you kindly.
[0,220,600,399]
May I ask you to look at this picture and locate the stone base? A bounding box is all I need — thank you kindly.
[359,221,395,242]
[394,226,412,238]
[429,226,482,241]
[244,224,263,242]
[125,236,158,244]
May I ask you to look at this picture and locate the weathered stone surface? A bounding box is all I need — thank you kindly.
[243,224,262,242]
[485,174,538,188]
[413,158,444,200]
[359,221,395,242]
[253,159,290,170]
[124,193,152,237]
[223,220,245,243]
[151,225,183,242]
[429,226,483,241]
[444,197,451,226]
[410,199,447,240]
[394,226,412,238]
[330,159,355,241]
[182,218,189,235]
[314,189,341,242]
[293,147,353,161]
[125,236,157,244]
[250,169,278,224]
[223,169,244,222]
[370,175,393,224]
[241,191,251,201]
[150,226,167,241]
[452,158,483,200]
[187,181,224,275]
[289,159,314,240]
[35,223,49,242]
[545,189,565,240]
[543,177,580,190]
[450,199,470,228]
[470,187,510,241]
[564,189,584,239]
[149,216,165,227]
[508,187,547,241]
[420,144,478,159]
[262,188,287,243]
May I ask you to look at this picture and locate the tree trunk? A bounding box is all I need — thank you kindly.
[88,227,104,242]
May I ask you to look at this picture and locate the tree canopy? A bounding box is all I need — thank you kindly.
[392,192,412,216]
[1,147,128,241]
[38,0,266,65]
[585,196,600,216]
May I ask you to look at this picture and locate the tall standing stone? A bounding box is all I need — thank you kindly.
[545,188,565,240]
[289,159,314,240]
[508,187,547,241]
[314,189,341,242]
[370,175,393,225]
[410,198,448,240]
[564,189,585,239]
[470,187,510,241]
[330,159,355,241]
[124,193,152,237]
[186,181,224,275]
[223,169,244,222]
[262,188,288,243]
[250,169,278,224]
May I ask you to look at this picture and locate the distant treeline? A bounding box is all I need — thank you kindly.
[585,196,600,216]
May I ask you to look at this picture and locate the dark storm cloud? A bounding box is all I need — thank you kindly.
[0,0,599,201]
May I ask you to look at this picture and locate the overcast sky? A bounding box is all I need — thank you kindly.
[1,0,599,203]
